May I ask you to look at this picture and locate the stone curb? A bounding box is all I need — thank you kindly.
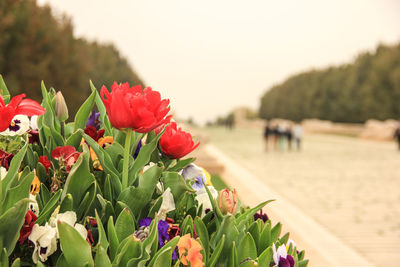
[204,143,374,267]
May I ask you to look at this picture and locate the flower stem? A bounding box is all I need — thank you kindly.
[122,128,133,189]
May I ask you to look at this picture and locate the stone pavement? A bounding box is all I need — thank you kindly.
[203,143,373,267]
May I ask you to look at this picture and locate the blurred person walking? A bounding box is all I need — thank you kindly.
[263,121,271,151]
[272,124,279,151]
[293,123,303,151]
[286,125,293,151]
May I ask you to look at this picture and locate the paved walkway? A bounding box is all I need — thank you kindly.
[202,127,400,267]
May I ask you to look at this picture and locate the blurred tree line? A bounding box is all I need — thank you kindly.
[259,43,400,122]
[0,0,143,116]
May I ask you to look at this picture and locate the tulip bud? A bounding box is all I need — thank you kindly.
[55,91,68,122]
[218,188,238,215]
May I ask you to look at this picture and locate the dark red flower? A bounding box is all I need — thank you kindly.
[87,229,95,246]
[18,210,37,245]
[84,125,105,142]
[159,122,200,159]
[254,209,269,223]
[0,94,46,132]
[100,82,171,132]
[38,155,51,174]
[28,130,40,144]
[88,218,97,227]
[52,146,80,172]
[0,149,14,170]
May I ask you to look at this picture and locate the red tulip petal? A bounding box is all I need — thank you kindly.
[15,99,46,116]
[0,95,5,107]
[0,106,15,132]
[8,94,26,108]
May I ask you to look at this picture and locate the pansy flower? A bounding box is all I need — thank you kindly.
[139,217,177,259]
[0,115,30,136]
[0,149,14,170]
[51,146,80,172]
[86,110,101,130]
[28,223,57,263]
[254,209,269,223]
[273,243,295,267]
[177,234,204,267]
[18,210,37,245]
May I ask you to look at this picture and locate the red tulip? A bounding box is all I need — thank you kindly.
[0,94,46,132]
[159,122,200,159]
[100,82,171,132]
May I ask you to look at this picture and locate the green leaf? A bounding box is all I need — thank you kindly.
[298,259,309,267]
[271,222,282,243]
[0,75,10,103]
[66,130,83,149]
[1,172,34,213]
[148,236,180,267]
[95,210,109,250]
[258,221,271,254]
[1,142,28,195]
[36,189,62,225]
[230,241,238,267]
[168,157,195,172]
[236,200,274,231]
[81,131,121,195]
[129,133,162,184]
[10,258,20,267]
[115,209,135,242]
[114,236,142,267]
[94,245,112,267]
[74,89,96,131]
[90,81,113,136]
[60,193,73,213]
[0,198,29,256]
[237,232,257,263]
[58,221,94,267]
[194,217,209,263]
[107,216,119,261]
[61,144,96,219]
[211,215,239,266]
[161,172,194,201]
[258,246,273,266]
[208,235,225,267]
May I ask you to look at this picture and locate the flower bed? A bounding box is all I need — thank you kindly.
[0,76,309,267]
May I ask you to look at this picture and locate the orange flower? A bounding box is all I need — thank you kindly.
[177,234,204,267]
[30,176,41,195]
[89,136,114,170]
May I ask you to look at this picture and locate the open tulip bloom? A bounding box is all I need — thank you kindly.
[0,77,308,266]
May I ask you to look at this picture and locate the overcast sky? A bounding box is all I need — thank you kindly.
[38,0,400,124]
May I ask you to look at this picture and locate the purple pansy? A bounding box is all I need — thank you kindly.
[86,110,101,130]
[139,217,177,260]
[278,255,295,267]
[192,176,205,191]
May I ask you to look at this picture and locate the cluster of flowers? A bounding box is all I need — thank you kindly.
[0,79,307,267]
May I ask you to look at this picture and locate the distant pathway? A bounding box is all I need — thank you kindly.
[203,127,400,267]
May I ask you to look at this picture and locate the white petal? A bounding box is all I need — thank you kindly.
[14,115,30,135]
[29,194,40,216]
[287,239,296,250]
[181,163,206,182]
[30,115,38,130]
[142,162,156,173]
[277,244,287,260]
[157,187,175,219]
[0,167,7,180]
[272,243,278,264]
[74,223,88,240]
[52,211,77,238]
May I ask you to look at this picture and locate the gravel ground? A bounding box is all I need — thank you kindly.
[203,126,400,267]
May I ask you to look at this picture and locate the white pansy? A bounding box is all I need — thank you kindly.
[0,167,7,180]
[73,223,88,240]
[273,243,288,265]
[195,185,218,217]
[157,187,175,220]
[30,115,38,130]
[142,162,156,173]
[0,115,30,136]
[29,223,57,263]
[29,194,40,216]
[180,163,205,182]
[49,211,87,239]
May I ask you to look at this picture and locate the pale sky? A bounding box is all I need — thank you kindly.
[38,0,400,124]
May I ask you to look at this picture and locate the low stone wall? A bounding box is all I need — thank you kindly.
[360,119,398,141]
[302,119,364,136]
